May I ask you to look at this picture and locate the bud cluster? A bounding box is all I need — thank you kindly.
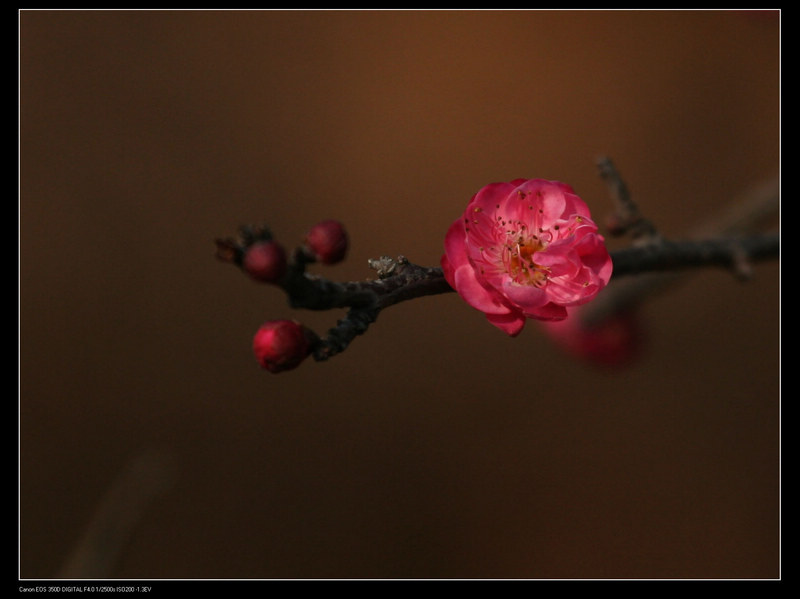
[233,219,350,286]
[217,219,350,373]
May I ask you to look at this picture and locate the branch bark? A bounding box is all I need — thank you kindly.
[219,232,777,361]
[215,162,779,363]
[607,234,778,277]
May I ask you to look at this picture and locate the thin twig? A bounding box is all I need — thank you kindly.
[597,156,660,242]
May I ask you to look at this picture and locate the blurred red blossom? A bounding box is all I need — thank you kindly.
[539,307,644,368]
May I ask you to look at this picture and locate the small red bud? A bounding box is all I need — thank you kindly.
[305,219,348,265]
[243,241,287,283]
[252,320,313,373]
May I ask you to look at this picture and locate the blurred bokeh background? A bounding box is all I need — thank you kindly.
[20,10,779,580]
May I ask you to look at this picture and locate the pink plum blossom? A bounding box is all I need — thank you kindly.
[441,179,613,336]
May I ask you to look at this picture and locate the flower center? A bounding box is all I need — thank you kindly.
[503,230,550,287]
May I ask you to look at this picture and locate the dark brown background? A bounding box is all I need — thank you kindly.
[20,10,779,580]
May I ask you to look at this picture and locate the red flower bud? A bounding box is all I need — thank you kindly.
[243,241,287,283]
[252,320,313,373]
[305,219,348,265]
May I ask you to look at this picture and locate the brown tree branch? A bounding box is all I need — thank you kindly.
[217,231,777,361]
[215,161,779,363]
[578,166,778,327]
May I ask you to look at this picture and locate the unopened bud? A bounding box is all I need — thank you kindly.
[305,219,348,265]
[252,320,313,373]
[243,241,287,283]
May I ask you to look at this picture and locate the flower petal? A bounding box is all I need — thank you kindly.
[443,217,470,271]
[486,311,526,336]
[525,302,568,321]
[501,279,550,309]
[453,264,512,315]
